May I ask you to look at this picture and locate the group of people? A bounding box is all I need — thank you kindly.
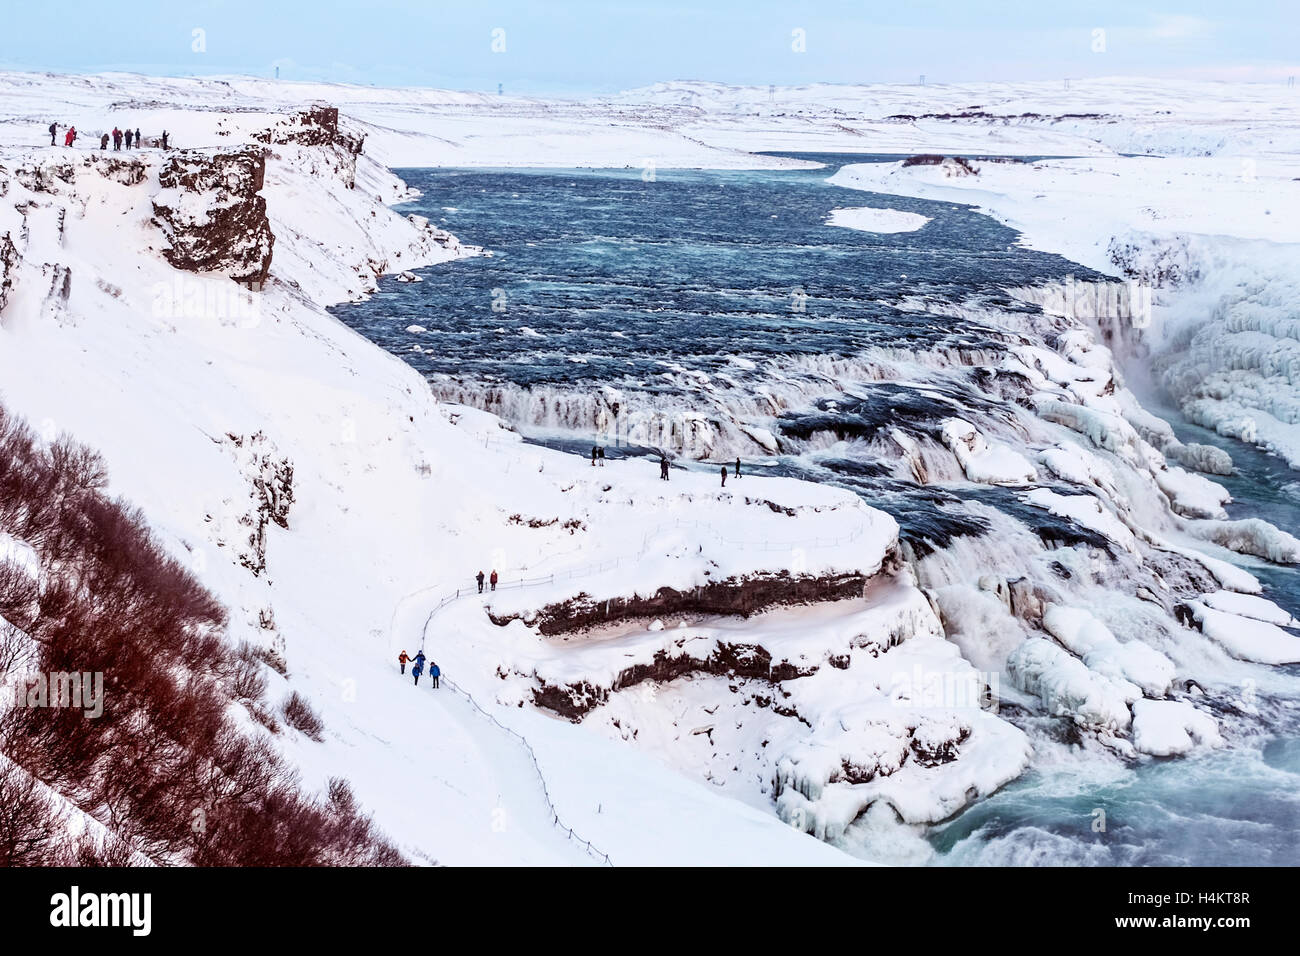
[49,121,169,151]
[475,569,498,593]
[397,650,441,687]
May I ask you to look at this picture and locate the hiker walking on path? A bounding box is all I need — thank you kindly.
[659,456,669,481]
[135,128,142,147]
[490,569,498,591]
[429,661,441,689]
[48,122,57,145]
[412,650,427,686]
[63,127,76,147]
[735,457,741,479]
[476,570,485,593]
[720,465,728,487]
[398,650,411,675]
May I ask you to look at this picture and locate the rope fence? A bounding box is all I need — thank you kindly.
[440,676,613,866]
[415,514,871,648]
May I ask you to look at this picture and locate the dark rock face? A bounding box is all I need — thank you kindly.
[152,147,274,285]
[0,231,16,313]
[530,638,816,721]
[255,105,365,188]
[523,570,870,636]
[14,159,76,194]
[90,155,148,187]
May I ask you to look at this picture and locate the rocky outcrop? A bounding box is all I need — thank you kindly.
[528,638,818,720]
[152,146,274,285]
[0,231,15,313]
[506,569,872,636]
[208,431,294,577]
[13,158,76,194]
[255,105,365,189]
[89,154,148,187]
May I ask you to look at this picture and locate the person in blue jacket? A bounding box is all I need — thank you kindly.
[412,650,427,686]
[429,661,441,689]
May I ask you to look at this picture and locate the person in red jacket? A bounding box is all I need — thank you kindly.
[63,127,76,147]
[489,569,498,592]
[398,650,410,674]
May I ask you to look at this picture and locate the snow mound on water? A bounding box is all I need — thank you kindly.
[1188,600,1300,664]
[1042,604,1175,698]
[1201,590,1300,627]
[825,206,931,234]
[1006,638,1139,733]
[1131,699,1223,756]
[1185,516,1300,565]
[1023,488,1138,554]
[1153,465,1230,519]
[940,418,1037,486]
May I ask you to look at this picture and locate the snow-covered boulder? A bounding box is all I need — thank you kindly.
[941,418,1037,486]
[1131,699,1222,756]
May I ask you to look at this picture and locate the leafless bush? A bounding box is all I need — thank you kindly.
[0,761,66,866]
[282,691,325,741]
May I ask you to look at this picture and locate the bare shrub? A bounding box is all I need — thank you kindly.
[282,690,325,741]
[0,403,404,866]
[0,761,66,866]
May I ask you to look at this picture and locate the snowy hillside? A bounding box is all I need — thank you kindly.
[2,70,1298,866]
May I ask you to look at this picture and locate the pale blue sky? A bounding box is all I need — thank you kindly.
[1,1,1294,93]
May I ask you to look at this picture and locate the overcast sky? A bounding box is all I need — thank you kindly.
[2,1,1295,93]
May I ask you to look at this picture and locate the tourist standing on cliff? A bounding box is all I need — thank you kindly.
[476,570,485,593]
[660,456,669,481]
[161,130,169,149]
[135,128,142,147]
[720,465,727,487]
[124,128,132,149]
[48,121,57,145]
[490,569,498,591]
[112,127,122,150]
[63,127,76,147]
[735,457,741,479]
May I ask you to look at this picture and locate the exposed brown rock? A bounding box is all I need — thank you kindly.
[518,570,869,636]
[152,146,274,286]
